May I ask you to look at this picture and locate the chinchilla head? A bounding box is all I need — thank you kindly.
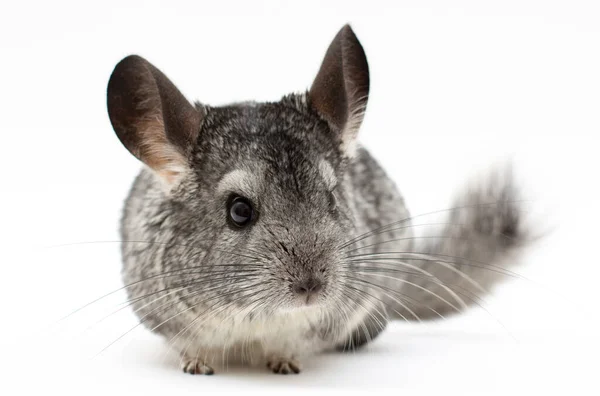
[107,25,369,311]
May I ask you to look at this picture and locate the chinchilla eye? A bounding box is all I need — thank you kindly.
[228,196,255,228]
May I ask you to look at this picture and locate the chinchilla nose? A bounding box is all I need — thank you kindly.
[292,278,323,297]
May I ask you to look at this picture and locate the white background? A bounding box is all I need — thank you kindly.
[1,0,599,394]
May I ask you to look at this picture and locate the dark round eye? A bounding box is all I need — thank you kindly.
[228,196,255,228]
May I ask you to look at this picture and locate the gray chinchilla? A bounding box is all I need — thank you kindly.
[106,24,528,375]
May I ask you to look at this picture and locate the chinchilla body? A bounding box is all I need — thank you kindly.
[109,25,527,374]
[121,138,411,366]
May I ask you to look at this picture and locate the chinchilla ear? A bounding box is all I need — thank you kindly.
[107,55,203,184]
[309,24,369,157]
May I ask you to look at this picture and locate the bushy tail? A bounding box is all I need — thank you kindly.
[389,166,530,321]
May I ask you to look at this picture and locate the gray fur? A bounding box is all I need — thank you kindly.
[110,25,528,374]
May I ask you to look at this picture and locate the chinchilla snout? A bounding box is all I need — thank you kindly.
[253,219,348,309]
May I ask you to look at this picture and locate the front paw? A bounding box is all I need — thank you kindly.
[267,358,301,374]
[181,358,214,375]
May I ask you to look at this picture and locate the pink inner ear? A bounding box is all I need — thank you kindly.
[136,120,189,183]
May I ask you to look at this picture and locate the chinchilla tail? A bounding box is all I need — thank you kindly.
[388,165,531,321]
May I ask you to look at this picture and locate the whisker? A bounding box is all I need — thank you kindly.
[343,277,435,321]
[83,287,187,333]
[348,260,488,296]
[338,289,380,349]
[345,273,517,341]
[85,272,264,333]
[189,292,276,369]
[346,255,468,311]
[58,263,264,322]
[344,234,517,255]
[167,287,270,362]
[92,282,263,358]
[351,272,461,313]
[345,252,525,280]
[340,200,531,249]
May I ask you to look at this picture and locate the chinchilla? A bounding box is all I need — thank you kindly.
[106,24,529,375]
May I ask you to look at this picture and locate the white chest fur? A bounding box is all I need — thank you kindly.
[171,306,350,366]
